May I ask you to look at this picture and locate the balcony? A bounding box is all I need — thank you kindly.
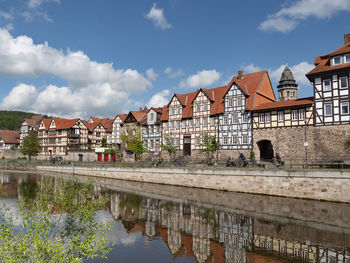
[68,139,80,145]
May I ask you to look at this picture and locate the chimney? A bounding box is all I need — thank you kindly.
[345,33,350,45]
[238,70,243,79]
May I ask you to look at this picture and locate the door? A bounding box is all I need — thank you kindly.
[183,136,191,156]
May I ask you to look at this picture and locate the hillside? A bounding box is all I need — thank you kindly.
[0,111,39,131]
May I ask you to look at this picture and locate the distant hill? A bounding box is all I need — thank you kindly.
[0,111,39,131]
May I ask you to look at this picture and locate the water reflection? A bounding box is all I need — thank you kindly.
[1,171,350,263]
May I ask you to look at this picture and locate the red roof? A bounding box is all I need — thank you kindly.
[42,119,52,130]
[124,108,148,124]
[253,97,313,111]
[23,115,44,131]
[307,41,350,76]
[0,130,20,144]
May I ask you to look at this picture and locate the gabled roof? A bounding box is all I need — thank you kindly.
[115,114,128,124]
[124,108,148,124]
[23,115,45,131]
[307,41,350,77]
[56,119,81,130]
[41,119,52,131]
[226,70,276,110]
[253,97,313,111]
[88,117,113,132]
[0,130,20,144]
[202,86,230,116]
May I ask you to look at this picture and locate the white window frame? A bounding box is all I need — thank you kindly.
[340,76,348,89]
[223,136,228,145]
[171,122,174,129]
[242,113,248,123]
[265,112,271,123]
[196,104,200,112]
[324,104,332,116]
[224,116,228,125]
[195,136,200,145]
[232,113,238,124]
[203,103,208,111]
[232,135,238,145]
[210,117,215,126]
[259,113,264,123]
[176,121,180,129]
[333,56,341,65]
[242,135,248,144]
[196,118,200,128]
[182,120,186,128]
[341,102,349,115]
[323,79,331,91]
[299,109,305,120]
[203,117,208,126]
[170,107,175,115]
[175,137,180,146]
[292,110,298,120]
[189,119,193,128]
[278,111,284,122]
[346,54,350,63]
[228,98,233,107]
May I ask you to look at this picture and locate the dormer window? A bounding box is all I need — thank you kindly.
[333,56,341,65]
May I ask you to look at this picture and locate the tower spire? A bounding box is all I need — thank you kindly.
[277,65,298,101]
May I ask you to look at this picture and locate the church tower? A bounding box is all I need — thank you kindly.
[277,65,298,101]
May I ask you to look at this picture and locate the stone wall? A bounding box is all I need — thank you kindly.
[0,149,25,159]
[38,166,350,203]
[253,125,350,163]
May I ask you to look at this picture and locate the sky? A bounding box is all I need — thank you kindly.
[0,0,349,119]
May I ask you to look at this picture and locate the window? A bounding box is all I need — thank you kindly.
[176,107,181,114]
[224,116,228,125]
[325,104,332,116]
[242,135,248,144]
[232,113,238,123]
[58,130,62,135]
[210,117,215,126]
[57,138,61,143]
[96,132,101,137]
[232,135,238,144]
[203,117,208,126]
[341,102,349,114]
[182,120,186,128]
[323,79,331,91]
[175,137,180,146]
[171,122,174,129]
[265,112,271,122]
[203,103,208,111]
[228,99,233,107]
[223,136,228,145]
[196,104,200,112]
[333,56,341,65]
[259,113,264,123]
[278,111,284,122]
[340,77,348,89]
[299,109,305,120]
[292,110,298,120]
[176,121,180,129]
[346,54,350,63]
[171,107,175,115]
[150,113,154,120]
[242,113,248,123]
[195,136,200,145]
[165,122,168,129]
[196,118,200,128]
[237,96,242,106]
[189,119,193,128]
[287,91,290,97]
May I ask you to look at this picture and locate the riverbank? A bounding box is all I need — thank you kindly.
[37,165,350,203]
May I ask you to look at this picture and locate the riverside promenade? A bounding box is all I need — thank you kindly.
[37,165,350,203]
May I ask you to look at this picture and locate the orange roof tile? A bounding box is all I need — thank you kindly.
[0,130,20,144]
[253,97,313,111]
[124,108,148,124]
[56,119,80,130]
[307,42,350,76]
[42,119,52,130]
[24,115,45,131]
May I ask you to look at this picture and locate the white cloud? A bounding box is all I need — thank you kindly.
[145,3,172,30]
[179,70,221,89]
[5,23,13,31]
[241,64,262,74]
[259,0,350,33]
[145,68,158,81]
[0,83,37,111]
[164,67,184,78]
[27,0,60,9]
[0,28,152,118]
[147,89,170,108]
[0,11,13,20]
[269,61,314,86]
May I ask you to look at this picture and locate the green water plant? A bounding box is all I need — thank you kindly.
[0,178,112,263]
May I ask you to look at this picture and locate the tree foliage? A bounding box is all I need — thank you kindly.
[0,111,37,131]
[200,134,220,161]
[121,126,146,160]
[20,132,41,161]
[161,136,178,161]
[0,178,111,263]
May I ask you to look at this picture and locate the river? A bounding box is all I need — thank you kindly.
[1,170,349,263]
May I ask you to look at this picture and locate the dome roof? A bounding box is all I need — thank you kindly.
[277,65,298,89]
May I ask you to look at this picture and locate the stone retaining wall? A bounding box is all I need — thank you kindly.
[37,166,350,203]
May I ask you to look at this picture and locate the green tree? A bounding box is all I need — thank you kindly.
[200,134,220,163]
[101,137,107,148]
[20,131,41,161]
[121,127,146,160]
[161,136,178,162]
[0,178,111,263]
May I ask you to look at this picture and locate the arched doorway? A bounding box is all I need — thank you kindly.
[257,140,274,161]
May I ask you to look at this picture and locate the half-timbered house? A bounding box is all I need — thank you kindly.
[219,71,276,156]
[306,33,350,126]
[112,114,127,145]
[142,107,163,152]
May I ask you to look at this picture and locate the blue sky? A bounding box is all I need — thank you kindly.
[0,0,349,119]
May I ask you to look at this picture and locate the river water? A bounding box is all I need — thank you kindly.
[1,170,350,263]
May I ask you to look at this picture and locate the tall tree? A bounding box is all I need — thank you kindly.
[121,127,146,160]
[200,134,220,163]
[20,131,41,161]
[161,136,178,162]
